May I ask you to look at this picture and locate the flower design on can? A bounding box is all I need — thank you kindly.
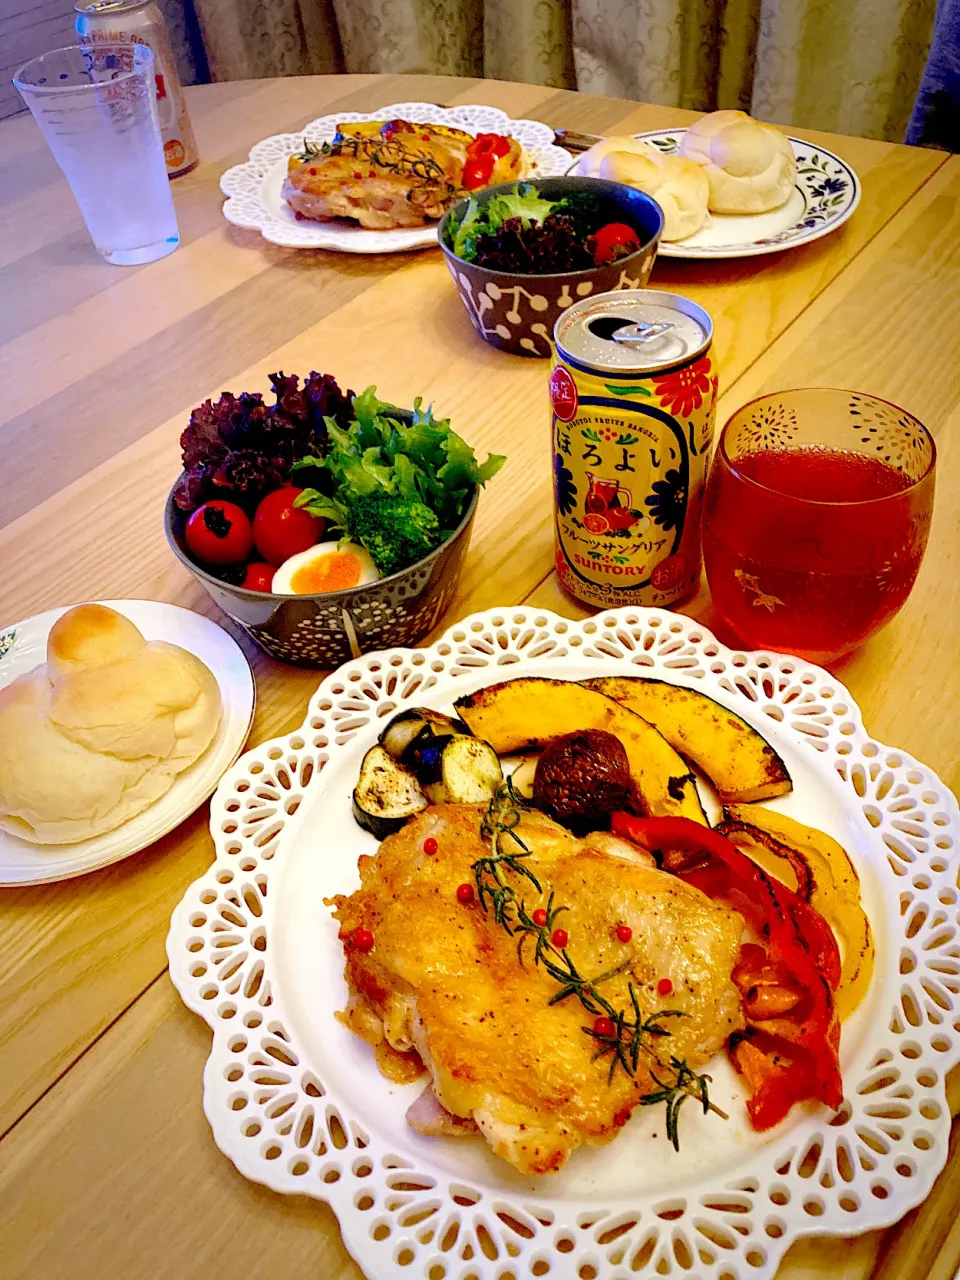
[652,355,714,417]
[644,468,687,530]
[553,453,577,516]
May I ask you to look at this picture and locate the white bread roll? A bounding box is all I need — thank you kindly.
[0,604,221,844]
[46,603,144,678]
[597,146,709,241]
[574,134,651,178]
[679,110,796,214]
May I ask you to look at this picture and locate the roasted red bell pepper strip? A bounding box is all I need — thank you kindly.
[611,812,844,1118]
[730,1031,819,1130]
[789,897,842,988]
[462,153,496,190]
[612,813,747,868]
[467,132,512,158]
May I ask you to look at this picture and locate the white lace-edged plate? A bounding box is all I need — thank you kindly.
[168,606,959,1280]
[221,102,573,254]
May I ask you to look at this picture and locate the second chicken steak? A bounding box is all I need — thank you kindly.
[283,119,523,230]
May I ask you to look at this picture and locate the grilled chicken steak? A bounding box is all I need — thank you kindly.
[283,119,522,230]
[330,804,744,1174]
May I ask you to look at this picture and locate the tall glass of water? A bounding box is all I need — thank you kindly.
[15,43,179,266]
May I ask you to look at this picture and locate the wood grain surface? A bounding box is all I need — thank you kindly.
[0,74,957,1280]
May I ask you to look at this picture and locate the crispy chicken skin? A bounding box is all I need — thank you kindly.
[330,804,744,1174]
[282,119,522,230]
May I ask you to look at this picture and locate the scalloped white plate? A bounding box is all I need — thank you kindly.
[570,130,860,259]
[220,101,573,254]
[168,606,959,1280]
[0,600,255,885]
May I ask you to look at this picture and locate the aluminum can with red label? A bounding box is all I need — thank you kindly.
[550,289,717,610]
[76,0,198,176]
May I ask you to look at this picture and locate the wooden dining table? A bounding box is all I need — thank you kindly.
[1,71,958,1280]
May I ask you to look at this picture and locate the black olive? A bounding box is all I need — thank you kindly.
[533,729,631,835]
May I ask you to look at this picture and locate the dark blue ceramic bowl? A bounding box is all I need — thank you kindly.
[439,175,664,357]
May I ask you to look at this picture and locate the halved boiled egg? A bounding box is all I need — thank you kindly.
[272,541,379,595]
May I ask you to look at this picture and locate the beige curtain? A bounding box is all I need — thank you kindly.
[192,0,574,86]
[191,0,936,142]
[571,0,937,140]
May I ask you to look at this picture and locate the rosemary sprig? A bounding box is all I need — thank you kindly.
[471,782,728,1150]
[292,131,446,185]
[474,777,541,930]
[292,137,328,163]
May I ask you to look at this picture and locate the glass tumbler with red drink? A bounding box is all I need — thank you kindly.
[702,388,936,664]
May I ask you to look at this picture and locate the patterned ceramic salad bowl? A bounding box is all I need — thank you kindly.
[164,374,503,668]
[165,482,478,669]
[439,176,663,357]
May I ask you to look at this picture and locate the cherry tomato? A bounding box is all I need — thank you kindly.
[461,153,495,190]
[185,501,253,565]
[590,221,641,266]
[241,561,276,592]
[252,487,325,567]
[467,132,511,159]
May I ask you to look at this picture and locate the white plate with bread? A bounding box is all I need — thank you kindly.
[0,601,255,886]
[573,109,860,259]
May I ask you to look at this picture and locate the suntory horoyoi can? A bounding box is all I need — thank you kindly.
[550,290,717,609]
[76,0,198,176]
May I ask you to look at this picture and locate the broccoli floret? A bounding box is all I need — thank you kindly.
[347,492,443,577]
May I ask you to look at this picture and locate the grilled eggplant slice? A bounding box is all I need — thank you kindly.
[399,732,503,804]
[379,710,434,761]
[353,745,428,838]
[435,736,503,804]
[405,734,455,786]
[378,708,467,760]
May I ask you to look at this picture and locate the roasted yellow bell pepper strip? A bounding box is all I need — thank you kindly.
[717,805,874,1021]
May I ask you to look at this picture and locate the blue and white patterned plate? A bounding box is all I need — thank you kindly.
[589,129,860,260]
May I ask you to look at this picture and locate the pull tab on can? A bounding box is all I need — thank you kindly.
[612,321,675,345]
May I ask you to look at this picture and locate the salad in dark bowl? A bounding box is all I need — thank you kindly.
[439,175,663,357]
[165,371,504,667]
